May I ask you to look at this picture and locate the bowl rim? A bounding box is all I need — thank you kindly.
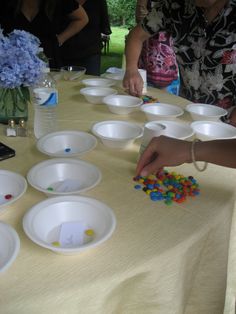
[102,72,124,80]
[0,222,20,273]
[91,120,143,141]
[147,119,195,138]
[191,120,236,128]
[60,65,86,72]
[0,170,27,210]
[186,103,228,117]
[190,120,236,138]
[22,195,116,253]
[103,94,143,108]
[140,103,184,117]
[81,78,115,86]
[80,87,118,95]
[27,158,102,195]
[36,130,97,157]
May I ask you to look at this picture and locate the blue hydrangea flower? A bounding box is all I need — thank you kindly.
[0,29,46,88]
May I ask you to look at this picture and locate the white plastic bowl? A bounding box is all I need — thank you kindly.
[0,170,27,213]
[186,103,227,121]
[146,120,194,140]
[27,158,102,196]
[0,222,20,272]
[80,87,117,104]
[92,120,143,149]
[82,78,116,87]
[23,195,116,255]
[60,66,86,81]
[36,130,97,158]
[141,103,184,121]
[191,121,236,140]
[102,72,124,87]
[103,95,143,115]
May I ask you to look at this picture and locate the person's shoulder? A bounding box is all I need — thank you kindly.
[59,0,79,11]
[59,0,79,7]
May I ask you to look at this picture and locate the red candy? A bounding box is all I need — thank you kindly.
[5,194,13,200]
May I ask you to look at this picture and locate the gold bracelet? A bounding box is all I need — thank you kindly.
[191,139,208,172]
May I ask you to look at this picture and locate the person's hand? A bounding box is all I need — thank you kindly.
[123,69,143,97]
[136,136,192,176]
[228,107,236,127]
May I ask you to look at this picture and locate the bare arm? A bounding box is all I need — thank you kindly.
[228,107,236,127]
[136,136,236,176]
[123,25,150,96]
[195,139,236,168]
[57,6,89,46]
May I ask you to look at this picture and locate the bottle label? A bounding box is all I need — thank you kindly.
[33,88,58,107]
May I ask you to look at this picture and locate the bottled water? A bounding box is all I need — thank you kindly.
[33,68,58,139]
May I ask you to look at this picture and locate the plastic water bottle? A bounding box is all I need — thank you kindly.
[33,68,58,139]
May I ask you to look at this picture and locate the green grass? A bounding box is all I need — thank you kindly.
[101,26,129,73]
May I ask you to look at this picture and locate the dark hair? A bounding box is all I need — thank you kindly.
[13,0,56,21]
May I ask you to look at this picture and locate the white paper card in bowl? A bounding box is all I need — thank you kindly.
[59,221,87,247]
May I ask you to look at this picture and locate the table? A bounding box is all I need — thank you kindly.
[0,78,235,314]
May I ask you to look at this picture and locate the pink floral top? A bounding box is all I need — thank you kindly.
[142,0,236,109]
[138,31,178,88]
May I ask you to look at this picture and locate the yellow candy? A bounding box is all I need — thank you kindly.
[85,229,95,236]
[52,241,60,247]
[147,174,156,180]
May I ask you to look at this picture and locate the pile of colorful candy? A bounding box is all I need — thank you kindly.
[133,170,200,205]
[141,95,159,104]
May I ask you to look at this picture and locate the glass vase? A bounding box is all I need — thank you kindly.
[0,86,30,124]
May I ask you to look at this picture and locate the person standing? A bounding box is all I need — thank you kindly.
[136,0,178,90]
[0,0,89,68]
[123,0,236,125]
[60,0,112,76]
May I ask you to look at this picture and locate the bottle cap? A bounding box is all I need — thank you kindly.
[19,119,26,127]
[8,119,15,127]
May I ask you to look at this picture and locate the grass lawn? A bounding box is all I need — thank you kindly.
[101,26,129,74]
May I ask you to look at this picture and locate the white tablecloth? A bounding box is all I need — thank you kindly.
[0,79,235,314]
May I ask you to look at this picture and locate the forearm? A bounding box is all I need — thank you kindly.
[57,7,88,46]
[136,136,236,177]
[57,20,87,45]
[228,107,236,127]
[195,139,236,168]
[125,25,149,72]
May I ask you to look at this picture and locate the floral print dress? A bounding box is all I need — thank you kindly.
[138,31,178,88]
[142,0,236,109]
